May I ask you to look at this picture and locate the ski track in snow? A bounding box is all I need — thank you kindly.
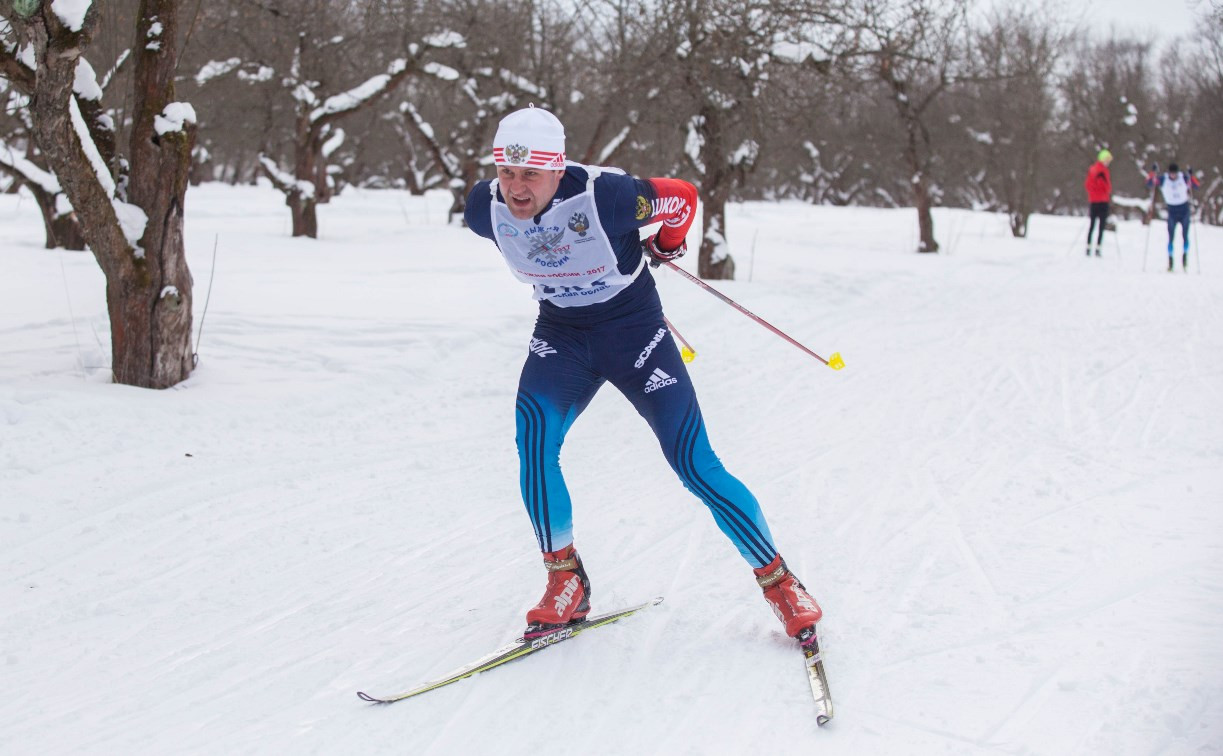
[2,186,1222,754]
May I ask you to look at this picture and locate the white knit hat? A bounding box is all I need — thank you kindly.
[492,105,566,170]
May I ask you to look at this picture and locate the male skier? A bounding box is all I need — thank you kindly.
[463,105,822,647]
[1146,163,1201,271]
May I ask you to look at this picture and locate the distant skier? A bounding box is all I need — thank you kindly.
[463,105,822,647]
[1145,163,1201,271]
[1084,149,1113,257]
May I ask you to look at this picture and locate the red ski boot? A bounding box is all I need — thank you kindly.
[754,555,822,646]
[524,545,591,639]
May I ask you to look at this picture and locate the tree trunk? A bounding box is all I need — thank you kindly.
[0,157,86,249]
[695,108,736,280]
[449,156,481,225]
[289,192,319,237]
[913,181,939,253]
[117,0,196,387]
[1009,211,1029,238]
[901,118,939,253]
[20,179,85,250]
[290,112,321,237]
[699,193,736,280]
[1008,175,1033,239]
[1008,137,1040,239]
[30,0,195,388]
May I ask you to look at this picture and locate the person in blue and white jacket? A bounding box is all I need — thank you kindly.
[1146,163,1201,272]
[464,105,822,647]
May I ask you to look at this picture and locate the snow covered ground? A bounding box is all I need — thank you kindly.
[2,183,1221,755]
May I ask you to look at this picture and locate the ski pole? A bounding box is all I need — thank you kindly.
[663,316,697,363]
[1066,218,1089,258]
[1142,213,1153,271]
[1143,165,1158,271]
[1193,205,1201,275]
[661,261,844,370]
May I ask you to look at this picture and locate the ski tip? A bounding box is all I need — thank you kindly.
[817,713,833,727]
[652,596,665,605]
[356,691,387,704]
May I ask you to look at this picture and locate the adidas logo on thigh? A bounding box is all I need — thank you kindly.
[644,367,678,393]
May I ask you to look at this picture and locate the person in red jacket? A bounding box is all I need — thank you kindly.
[1084,149,1113,257]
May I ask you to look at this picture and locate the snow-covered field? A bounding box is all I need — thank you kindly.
[2,183,1221,755]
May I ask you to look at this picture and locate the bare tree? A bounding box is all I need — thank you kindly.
[396,51,550,223]
[257,32,429,237]
[10,0,1210,250]
[1173,10,1223,224]
[959,7,1067,237]
[643,0,835,278]
[832,0,974,252]
[1058,34,1160,206]
[0,131,87,248]
[185,0,446,236]
[5,0,197,388]
[0,22,90,249]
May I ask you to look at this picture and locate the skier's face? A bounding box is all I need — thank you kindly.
[498,166,563,220]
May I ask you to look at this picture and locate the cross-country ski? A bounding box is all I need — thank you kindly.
[798,626,834,726]
[357,598,663,704]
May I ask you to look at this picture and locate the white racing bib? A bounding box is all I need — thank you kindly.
[1160,174,1190,206]
[489,166,645,307]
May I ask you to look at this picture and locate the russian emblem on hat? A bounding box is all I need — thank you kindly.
[504,144,530,164]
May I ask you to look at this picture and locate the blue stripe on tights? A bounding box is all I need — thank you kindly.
[516,391,551,552]
[673,400,774,565]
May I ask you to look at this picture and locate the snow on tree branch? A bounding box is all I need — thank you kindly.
[320,127,344,158]
[17,41,35,70]
[731,139,758,167]
[73,57,103,101]
[196,58,241,86]
[309,58,407,123]
[51,0,93,33]
[258,153,314,200]
[153,102,196,135]
[293,83,318,108]
[144,17,164,52]
[597,126,631,165]
[0,138,62,195]
[69,95,114,196]
[238,65,274,83]
[705,215,729,264]
[495,68,545,98]
[685,116,706,175]
[112,201,149,257]
[400,101,459,175]
[421,30,465,49]
[422,62,460,81]
[69,93,146,252]
[98,49,130,90]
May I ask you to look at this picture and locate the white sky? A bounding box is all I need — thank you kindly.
[1067,0,1204,39]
